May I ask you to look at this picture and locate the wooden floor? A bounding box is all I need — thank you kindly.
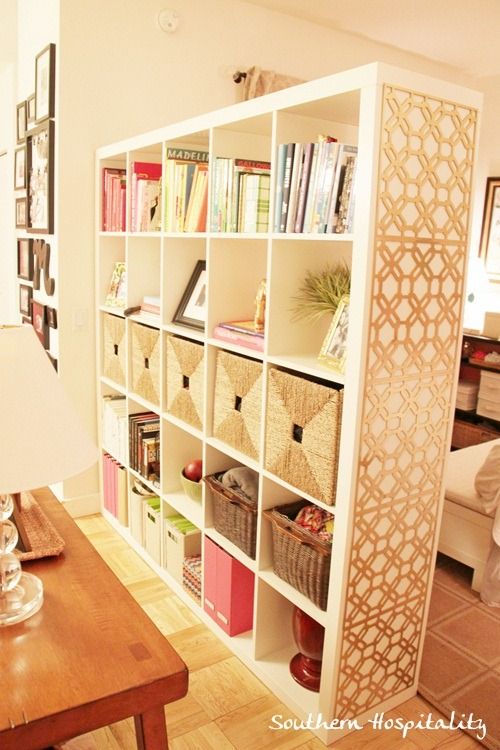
[75,514,483,750]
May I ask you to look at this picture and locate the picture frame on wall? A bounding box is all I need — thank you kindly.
[26,120,55,234]
[47,306,58,329]
[32,300,49,348]
[318,294,350,374]
[17,238,34,280]
[35,43,55,122]
[172,260,207,330]
[26,94,36,128]
[15,197,27,228]
[19,284,33,318]
[14,146,26,190]
[16,100,27,143]
[479,176,500,283]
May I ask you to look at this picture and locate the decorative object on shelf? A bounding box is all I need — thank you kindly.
[26,120,55,233]
[290,260,351,322]
[180,465,203,502]
[173,259,206,330]
[15,196,26,229]
[289,606,325,692]
[253,278,266,333]
[33,239,55,295]
[234,65,305,101]
[166,334,204,429]
[16,100,27,143]
[14,146,26,190]
[19,284,32,318]
[17,238,34,281]
[32,300,49,348]
[483,311,500,339]
[35,43,55,123]
[0,325,98,626]
[104,261,127,308]
[479,176,500,283]
[318,294,349,374]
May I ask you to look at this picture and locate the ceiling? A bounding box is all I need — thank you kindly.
[245,0,500,79]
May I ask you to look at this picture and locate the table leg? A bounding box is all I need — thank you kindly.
[134,707,169,750]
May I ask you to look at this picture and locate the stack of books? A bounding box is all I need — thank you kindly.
[211,157,271,232]
[101,395,127,465]
[102,167,126,231]
[213,319,265,351]
[274,137,357,234]
[163,147,209,232]
[130,161,162,232]
[139,294,161,322]
[129,412,160,485]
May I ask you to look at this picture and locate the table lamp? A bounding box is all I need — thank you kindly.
[0,325,98,626]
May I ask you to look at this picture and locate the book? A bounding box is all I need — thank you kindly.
[104,262,127,308]
[213,325,265,351]
[164,148,209,232]
[279,143,295,232]
[130,161,162,232]
[218,319,265,337]
[102,167,126,231]
[325,144,358,233]
[211,157,270,232]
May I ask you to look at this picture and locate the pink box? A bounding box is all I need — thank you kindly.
[203,537,254,636]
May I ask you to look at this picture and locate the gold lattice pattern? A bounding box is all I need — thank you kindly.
[335,85,478,719]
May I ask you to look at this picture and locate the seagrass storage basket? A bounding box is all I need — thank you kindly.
[203,472,257,559]
[166,334,204,429]
[102,313,126,386]
[264,500,332,610]
[212,350,263,460]
[130,322,161,405]
[265,368,343,505]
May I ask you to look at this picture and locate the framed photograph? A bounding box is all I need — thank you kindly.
[173,260,207,330]
[14,146,26,189]
[47,306,58,328]
[15,197,27,228]
[26,120,54,233]
[17,239,34,280]
[26,94,36,127]
[19,284,33,317]
[35,43,56,123]
[318,295,350,374]
[32,300,49,348]
[16,100,27,143]
[479,176,500,283]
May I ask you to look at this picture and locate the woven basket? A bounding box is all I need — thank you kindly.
[102,313,126,386]
[130,322,160,405]
[166,335,204,429]
[264,500,332,610]
[204,472,257,559]
[265,369,343,505]
[212,351,262,460]
[451,418,499,449]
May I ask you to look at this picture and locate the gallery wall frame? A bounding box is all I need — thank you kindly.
[26,120,55,234]
[35,43,56,123]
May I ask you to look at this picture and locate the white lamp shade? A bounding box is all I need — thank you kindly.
[0,325,98,494]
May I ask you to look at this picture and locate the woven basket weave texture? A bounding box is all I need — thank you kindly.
[130,322,161,405]
[102,313,126,386]
[204,473,257,558]
[166,335,204,429]
[265,369,343,504]
[212,351,262,460]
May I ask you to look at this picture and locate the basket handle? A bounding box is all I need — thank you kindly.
[280,523,330,555]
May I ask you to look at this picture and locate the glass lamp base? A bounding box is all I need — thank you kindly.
[0,572,43,626]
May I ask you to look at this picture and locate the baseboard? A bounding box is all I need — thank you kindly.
[59,492,100,518]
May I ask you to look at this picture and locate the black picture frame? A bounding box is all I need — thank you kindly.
[15,197,27,228]
[14,146,26,190]
[35,43,56,123]
[47,306,58,329]
[19,284,32,317]
[17,238,34,280]
[26,120,55,234]
[173,260,207,330]
[16,100,27,143]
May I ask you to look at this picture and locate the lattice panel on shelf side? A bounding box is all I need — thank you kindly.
[335,85,478,719]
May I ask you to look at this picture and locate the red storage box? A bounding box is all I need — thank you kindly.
[203,537,254,636]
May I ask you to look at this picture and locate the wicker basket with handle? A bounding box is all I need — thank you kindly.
[203,471,257,559]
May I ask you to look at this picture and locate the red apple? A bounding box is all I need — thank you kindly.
[183,459,203,482]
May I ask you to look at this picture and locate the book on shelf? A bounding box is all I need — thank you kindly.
[102,395,127,464]
[325,144,358,233]
[213,325,265,351]
[164,147,209,232]
[138,294,161,320]
[211,157,271,232]
[217,319,265,337]
[129,412,160,484]
[102,167,126,231]
[130,161,162,232]
[102,452,128,525]
[104,261,127,308]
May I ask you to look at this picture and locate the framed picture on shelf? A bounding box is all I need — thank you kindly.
[173,260,207,330]
[17,238,34,280]
[318,294,350,374]
[47,306,58,328]
[26,94,36,127]
[14,146,26,189]
[16,100,27,143]
[479,176,500,282]
[15,197,27,228]
[26,119,54,233]
[32,300,49,348]
[35,43,56,122]
[19,284,32,318]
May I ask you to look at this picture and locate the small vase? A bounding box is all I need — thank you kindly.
[289,605,325,692]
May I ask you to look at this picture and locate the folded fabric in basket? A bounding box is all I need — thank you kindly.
[221,466,259,502]
[294,504,334,543]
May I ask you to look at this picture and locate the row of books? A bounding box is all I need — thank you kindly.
[102,452,128,526]
[274,138,357,234]
[102,395,127,465]
[210,157,271,233]
[130,161,162,232]
[164,148,209,232]
[129,411,161,485]
[102,167,126,232]
[213,319,264,352]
